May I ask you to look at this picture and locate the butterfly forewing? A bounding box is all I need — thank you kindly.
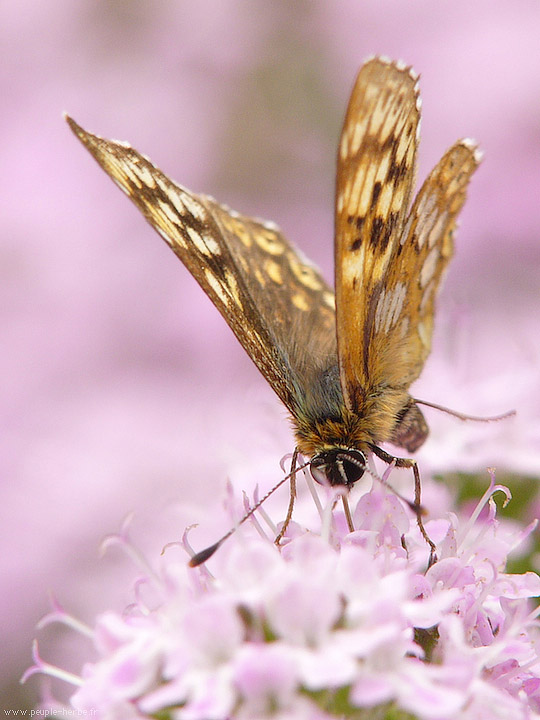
[332,59,480,453]
[334,58,420,414]
[65,116,337,416]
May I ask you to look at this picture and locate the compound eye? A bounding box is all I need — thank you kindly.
[341,455,365,486]
[310,455,331,486]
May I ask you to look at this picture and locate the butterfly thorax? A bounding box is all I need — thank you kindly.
[292,384,410,458]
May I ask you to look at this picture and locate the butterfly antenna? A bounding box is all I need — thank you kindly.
[415,399,516,423]
[188,459,312,567]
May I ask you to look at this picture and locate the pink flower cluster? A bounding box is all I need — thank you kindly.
[25,473,540,719]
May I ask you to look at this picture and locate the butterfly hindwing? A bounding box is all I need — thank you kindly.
[386,139,481,387]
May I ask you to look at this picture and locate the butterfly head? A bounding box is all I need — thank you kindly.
[310,447,367,488]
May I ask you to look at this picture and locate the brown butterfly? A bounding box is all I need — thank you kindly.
[66,57,482,560]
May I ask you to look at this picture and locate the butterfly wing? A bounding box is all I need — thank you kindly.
[386,139,480,451]
[66,117,336,416]
[334,60,480,448]
[334,58,420,412]
[386,139,481,387]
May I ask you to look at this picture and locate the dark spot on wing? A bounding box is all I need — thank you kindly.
[372,181,382,205]
[346,215,364,231]
[387,156,409,183]
[363,281,382,377]
[349,216,365,252]
[370,212,400,253]
[370,217,385,249]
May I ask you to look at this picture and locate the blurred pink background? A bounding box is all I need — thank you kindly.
[2,0,539,708]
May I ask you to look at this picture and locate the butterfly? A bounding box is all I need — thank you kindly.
[66,57,480,559]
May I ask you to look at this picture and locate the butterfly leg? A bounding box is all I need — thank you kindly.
[274,447,298,545]
[342,495,355,532]
[370,445,437,566]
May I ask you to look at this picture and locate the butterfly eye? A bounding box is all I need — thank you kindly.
[310,449,366,488]
[310,455,332,486]
[339,453,366,486]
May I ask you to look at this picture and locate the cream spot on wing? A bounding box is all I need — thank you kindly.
[184,225,221,256]
[254,268,266,287]
[375,282,406,334]
[342,249,363,289]
[134,164,157,188]
[323,291,335,310]
[393,134,409,165]
[339,130,349,161]
[224,270,243,308]
[287,253,323,291]
[390,186,406,214]
[357,163,377,216]
[376,150,391,182]
[119,161,142,189]
[230,220,252,248]
[169,186,195,215]
[368,244,393,283]
[412,197,439,251]
[177,192,206,222]
[420,246,440,288]
[377,180,395,218]
[158,198,182,226]
[204,236,221,255]
[427,212,448,249]
[400,212,414,245]
[416,190,436,217]
[204,269,229,306]
[155,176,170,195]
[378,105,399,143]
[374,290,385,332]
[388,282,407,333]
[168,188,187,216]
[405,140,416,168]
[349,117,369,156]
[265,259,283,285]
[291,292,310,311]
[254,228,284,255]
[419,279,435,313]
